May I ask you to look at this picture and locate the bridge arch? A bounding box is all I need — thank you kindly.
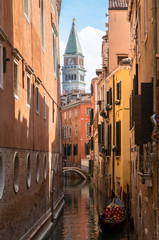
[63,167,87,180]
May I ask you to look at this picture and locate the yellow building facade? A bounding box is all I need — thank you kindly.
[106,63,131,201]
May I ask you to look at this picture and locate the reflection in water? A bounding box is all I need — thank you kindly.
[46,176,137,240]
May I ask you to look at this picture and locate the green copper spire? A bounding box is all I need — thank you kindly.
[65,19,83,55]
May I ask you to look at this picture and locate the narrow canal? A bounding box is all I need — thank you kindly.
[46,176,137,240]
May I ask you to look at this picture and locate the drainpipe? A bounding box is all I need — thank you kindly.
[112,75,115,193]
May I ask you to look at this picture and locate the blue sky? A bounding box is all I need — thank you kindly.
[59,0,108,92]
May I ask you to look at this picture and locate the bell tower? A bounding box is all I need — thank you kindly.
[62,19,86,93]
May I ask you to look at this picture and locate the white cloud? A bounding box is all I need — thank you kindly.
[60,26,105,92]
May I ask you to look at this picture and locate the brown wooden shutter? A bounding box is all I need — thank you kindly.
[116,121,121,156]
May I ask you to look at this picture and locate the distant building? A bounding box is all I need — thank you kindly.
[62,19,86,93]
[61,92,91,168]
[0,0,63,239]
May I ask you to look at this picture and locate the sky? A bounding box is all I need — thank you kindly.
[59,0,108,92]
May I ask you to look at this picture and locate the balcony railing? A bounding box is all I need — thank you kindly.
[109,0,128,9]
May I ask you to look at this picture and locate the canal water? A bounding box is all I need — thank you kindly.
[46,176,137,240]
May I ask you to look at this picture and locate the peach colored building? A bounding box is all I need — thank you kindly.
[108,0,130,73]
[0,0,63,239]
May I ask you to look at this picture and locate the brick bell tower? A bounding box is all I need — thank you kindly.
[62,18,86,94]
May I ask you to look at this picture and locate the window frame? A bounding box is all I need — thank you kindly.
[13,59,19,100]
[41,0,45,51]
[24,0,29,22]
[26,73,31,108]
[86,108,90,116]
[51,0,55,12]
[43,93,46,119]
[75,109,77,118]
[0,42,3,89]
[36,84,40,114]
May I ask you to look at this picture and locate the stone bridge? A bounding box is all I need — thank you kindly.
[63,163,90,180]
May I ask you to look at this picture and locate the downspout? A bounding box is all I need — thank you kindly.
[152,0,157,112]
[112,75,115,193]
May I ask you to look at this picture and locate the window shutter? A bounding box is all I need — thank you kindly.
[107,91,109,104]
[91,137,94,150]
[102,122,104,146]
[109,88,112,105]
[70,144,72,156]
[108,124,111,156]
[90,108,94,125]
[119,81,121,100]
[98,124,101,144]
[85,143,87,155]
[3,47,6,73]
[76,144,78,155]
[116,121,121,156]
[91,84,93,96]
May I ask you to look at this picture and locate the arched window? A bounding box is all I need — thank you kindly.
[26,153,31,188]
[0,153,5,199]
[36,153,40,183]
[43,155,47,180]
[13,152,20,193]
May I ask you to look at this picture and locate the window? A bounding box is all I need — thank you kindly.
[67,126,68,138]
[36,84,39,114]
[64,126,66,138]
[51,0,55,11]
[52,100,54,123]
[117,56,127,64]
[116,81,121,101]
[69,110,71,119]
[144,0,148,40]
[69,125,71,138]
[13,153,20,193]
[65,75,67,81]
[86,108,90,116]
[86,122,91,136]
[73,144,78,156]
[27,74,31,107]
[43,155,47,180]
[43,93,46,119]
[75,124,78,137]
[91,84,93,96]
[0,42,3,89]
[80,75,84,81]
[75,109,77,117]
[52,29,58,77]
[108,124,112,156]
[26,154,31,188]
[107,88,112,105]
[116,121,121,156]
[13,60,19,99]
[0,153,5,199]
[64,111,66,120]
[24,0,29,21]
[138,7,141,53]
[36,153,40,183]
[85,143,89,155]
[41,0,44,50]
[74,74,76,80]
